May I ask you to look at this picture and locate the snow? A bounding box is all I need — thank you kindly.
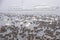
[0,14,60,40]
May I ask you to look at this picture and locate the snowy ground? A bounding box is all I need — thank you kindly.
[0,13,60,40]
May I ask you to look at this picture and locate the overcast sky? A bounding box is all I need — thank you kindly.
[0,0,60,10]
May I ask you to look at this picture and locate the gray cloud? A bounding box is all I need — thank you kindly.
[32,0,60,6]
[0,0,60,10]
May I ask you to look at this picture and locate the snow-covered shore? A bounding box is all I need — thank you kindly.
[0,14,60,40]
